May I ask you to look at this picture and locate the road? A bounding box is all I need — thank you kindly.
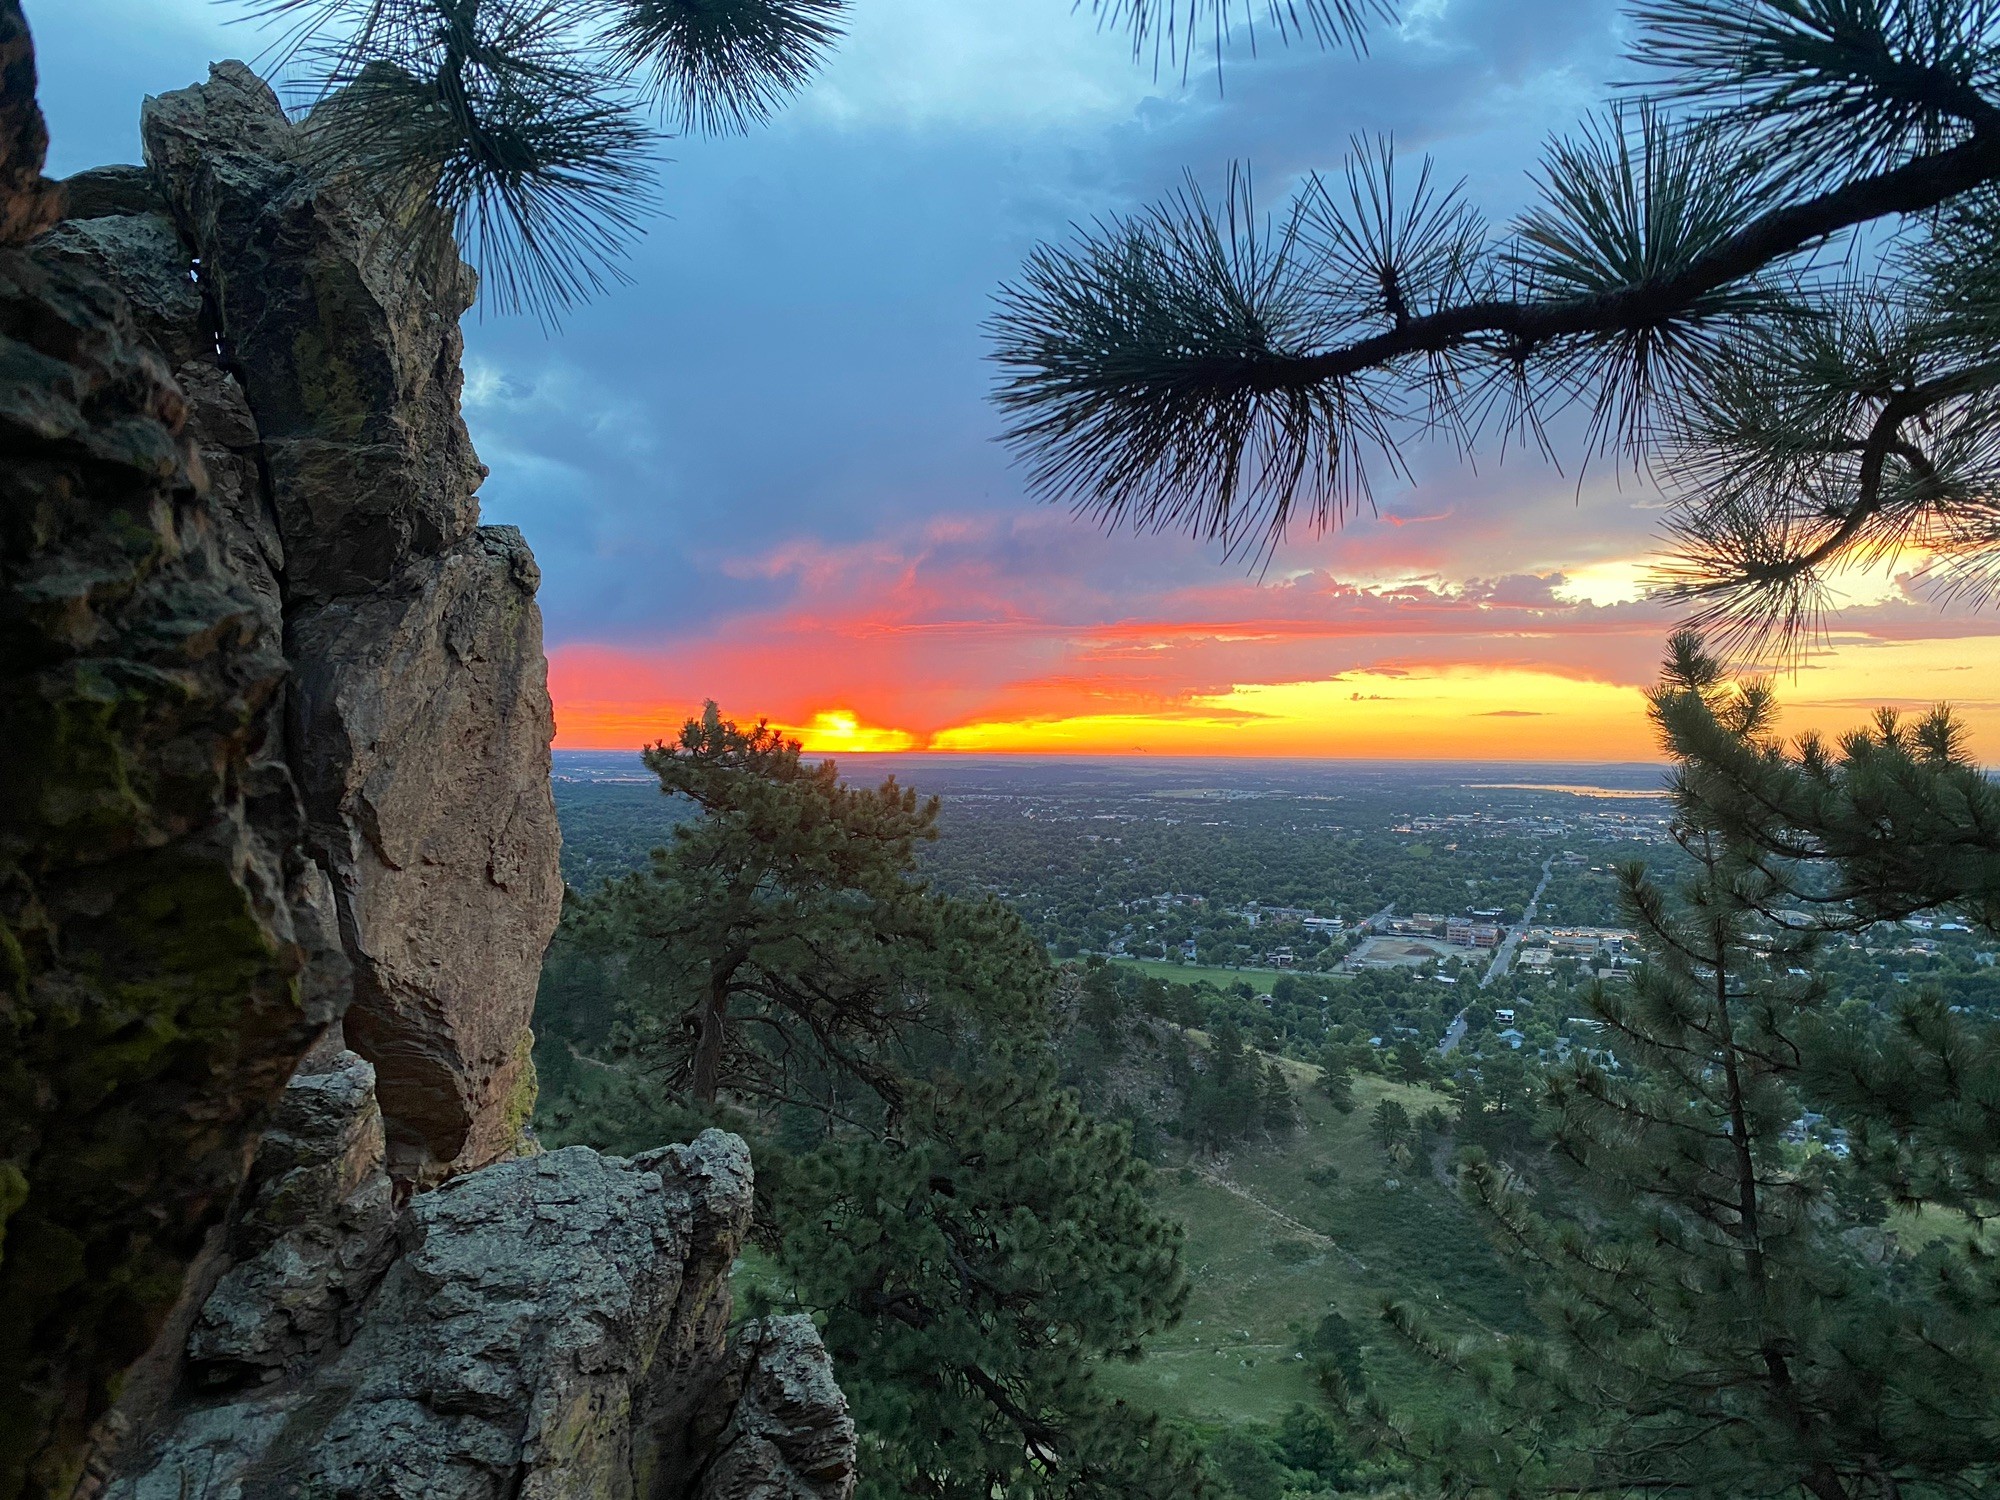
[1480,854,1555,990]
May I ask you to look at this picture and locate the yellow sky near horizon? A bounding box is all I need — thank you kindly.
[742,634,2000,762]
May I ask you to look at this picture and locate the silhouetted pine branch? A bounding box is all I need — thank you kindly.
[994,0,2000,651]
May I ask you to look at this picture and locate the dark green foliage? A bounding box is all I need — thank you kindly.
[1204,1429,1286,1500]
[1650,633,2000,931]
[607,0,846,134]
[762,1055,1206,1499]
[303,1,661,320]
[1271,1402,1358,1489]
[1297,1311,1367,1398]
[576,704,1043,1107]
[1203,1405,1359,1500]
[1386,640,2000,1500]
[1367,1097,1409,1153]
[1391,1038,1427,1084]
[1315,1049,1356,1113]
[1180,1019,1264,1148]
[537,707,1204,1496]
[1080,958,1127,1047]
[1258,1059,1296,1132]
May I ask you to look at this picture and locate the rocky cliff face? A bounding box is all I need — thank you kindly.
[0,16,338,1494]
[134,62,564,1188]
[4,15,567,1492]
[39,59,561,1193]
[97,1055,856,1500]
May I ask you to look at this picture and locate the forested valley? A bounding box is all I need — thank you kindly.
[531,652,2000,1499]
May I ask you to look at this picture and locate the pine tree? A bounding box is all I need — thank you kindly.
[1183,1018,1261,1148]
[1392,1038,1428,1085]
[1079,960,1126,1048]
[1297,1310,1368,1401]
[1259,1059,1297,1133]
[541,709,1208,1496]
[1316,1047,1357,1113]
[763,1052,1209,1500]
[1383,637,2000,1500]
[1368,1098,1410,1154]
[574,704,1043,1109]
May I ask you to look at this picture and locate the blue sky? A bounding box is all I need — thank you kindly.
[33,0,2000,757]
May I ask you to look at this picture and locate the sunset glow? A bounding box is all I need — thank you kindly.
[551,624,2000,763]
[781,710,920,754]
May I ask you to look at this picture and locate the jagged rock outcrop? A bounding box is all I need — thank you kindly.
[39,56,560,1190]
[286,521,558,1180]
[3,13,564,1491]
[99,1060,857,1500]
[181,1050,397,1386]
[131,62,563,1188]
[0,9,338,1493]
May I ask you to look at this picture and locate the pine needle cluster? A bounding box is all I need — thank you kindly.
[227,1,1377,325]
[993,0,2000,634]
[233,0,854,319]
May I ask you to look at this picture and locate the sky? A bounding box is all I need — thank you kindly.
[34,0,2000,762]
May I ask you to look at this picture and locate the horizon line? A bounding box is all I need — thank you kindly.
[553,746,1673,766]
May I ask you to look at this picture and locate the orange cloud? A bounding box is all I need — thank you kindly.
[545,508,2000,764]
[930,667,1657,759]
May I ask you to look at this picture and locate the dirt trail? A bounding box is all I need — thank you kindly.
[1189,1162,1370,1273]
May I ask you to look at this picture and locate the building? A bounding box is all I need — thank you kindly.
[1447,916,1503,949]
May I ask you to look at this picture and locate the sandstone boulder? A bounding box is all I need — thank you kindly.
[290,528,560,1182]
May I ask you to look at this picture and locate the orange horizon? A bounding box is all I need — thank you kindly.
[549,633,2000,766]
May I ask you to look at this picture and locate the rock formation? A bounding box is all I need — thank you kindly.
[96,1055,856,1500]
[0,12,337,1493]
[134,62,564,1188]
[1,14,564,1492]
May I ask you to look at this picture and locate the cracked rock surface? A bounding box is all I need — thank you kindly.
[102,1067,856,1500]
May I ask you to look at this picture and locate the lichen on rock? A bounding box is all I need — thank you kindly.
[0,13,331,1491]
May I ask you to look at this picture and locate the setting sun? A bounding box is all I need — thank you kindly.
[782,709,919,753]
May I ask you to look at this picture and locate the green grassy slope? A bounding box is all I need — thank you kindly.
[1109,958,1293,993]
[1100,1056,1530,1431]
